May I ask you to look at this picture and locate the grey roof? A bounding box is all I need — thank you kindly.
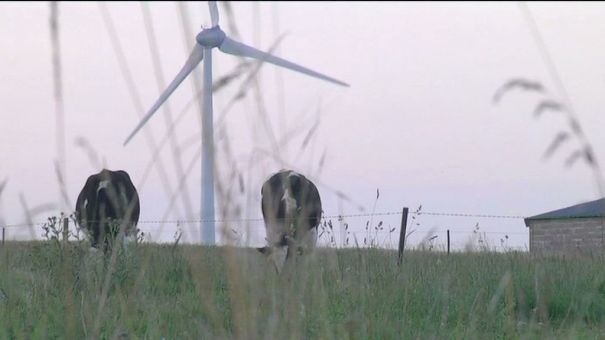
[525,197,605,225]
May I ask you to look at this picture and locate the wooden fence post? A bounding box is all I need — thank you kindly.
[63,217,69,242]
[447,229,450,255]
[398,207,409,266]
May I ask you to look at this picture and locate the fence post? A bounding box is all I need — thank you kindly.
[398,207,409,266]
[447,229,450,255]
[63,217,69,242]
[2,227,4,246]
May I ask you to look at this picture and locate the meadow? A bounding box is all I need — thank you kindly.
[2,240,605,339]
[2,2,604,340]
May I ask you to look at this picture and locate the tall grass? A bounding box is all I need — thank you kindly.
[14,2,602,339]
[2,241,605,338]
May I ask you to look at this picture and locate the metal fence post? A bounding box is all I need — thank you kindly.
[398,207,409,266]
[447,229,450,255]
[2,227,4,246]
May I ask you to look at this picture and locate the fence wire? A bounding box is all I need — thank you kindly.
[0,207,533,252]
[0,209,529,229]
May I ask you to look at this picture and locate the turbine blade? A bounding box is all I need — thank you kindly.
[0,178,7,197]
[209,1,219,27]
[124,44,204,146]
[219,36,349,87]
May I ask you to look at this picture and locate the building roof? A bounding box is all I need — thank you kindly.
[525,197,605,225]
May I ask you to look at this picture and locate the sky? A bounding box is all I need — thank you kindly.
[1,1,604,250]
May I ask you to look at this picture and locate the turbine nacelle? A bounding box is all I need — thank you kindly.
[196,26,226,48]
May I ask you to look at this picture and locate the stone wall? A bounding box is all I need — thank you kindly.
[528,218,605,254]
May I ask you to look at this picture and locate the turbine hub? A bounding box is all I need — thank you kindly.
[196,26,226,48]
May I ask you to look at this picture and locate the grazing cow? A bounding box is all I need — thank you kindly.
[258,169,322,272]
[75,169,140,253]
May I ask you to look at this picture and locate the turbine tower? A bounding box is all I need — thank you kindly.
[123,1,349,245]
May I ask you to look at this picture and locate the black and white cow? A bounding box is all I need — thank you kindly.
[75,169,140,252]
[258,169,322,272]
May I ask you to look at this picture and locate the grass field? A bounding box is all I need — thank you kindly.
[1,241,605,339]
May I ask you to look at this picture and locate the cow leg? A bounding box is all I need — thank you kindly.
[123,234,136,246]
[87,227,101,253]
[258,245,288,273]
[300,227,318,254]
[270,246,288,274]
[122,227,137,252]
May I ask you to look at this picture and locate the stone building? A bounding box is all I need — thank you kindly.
[524,198,605,254]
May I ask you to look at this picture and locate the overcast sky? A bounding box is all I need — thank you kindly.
[1,2,604,250]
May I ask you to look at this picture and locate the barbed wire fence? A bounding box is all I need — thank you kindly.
[0,207,531,252]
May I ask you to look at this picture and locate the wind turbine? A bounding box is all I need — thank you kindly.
[123,1,349,245]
